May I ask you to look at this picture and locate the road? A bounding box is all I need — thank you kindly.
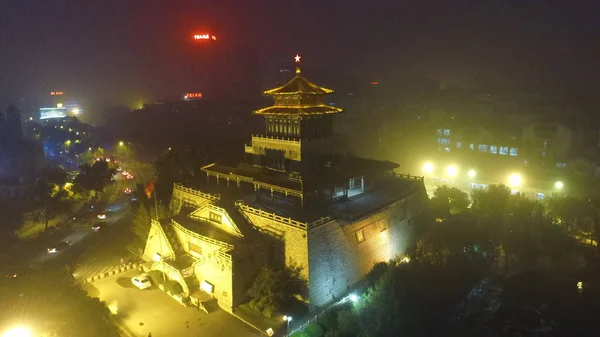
[85,270,262,337]
[29,165,141,269]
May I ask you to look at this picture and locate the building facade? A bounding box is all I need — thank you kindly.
[143,57,429,312]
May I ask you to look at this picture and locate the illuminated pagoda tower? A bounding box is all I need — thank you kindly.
[203,54,400,207]
[146,55,428,313]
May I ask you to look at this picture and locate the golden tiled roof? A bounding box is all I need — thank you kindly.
[253,104,342,116]
[264,75,334,95]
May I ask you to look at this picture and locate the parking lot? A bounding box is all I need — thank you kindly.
[84,270,263,337]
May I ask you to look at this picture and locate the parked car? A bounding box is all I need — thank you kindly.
[47,241,70,254]
[131,274,152,290]
[97,211,108,220]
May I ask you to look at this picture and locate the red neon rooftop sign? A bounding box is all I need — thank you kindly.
[193,34,216,40]
[185,92,203,98]
[51,91,64,96]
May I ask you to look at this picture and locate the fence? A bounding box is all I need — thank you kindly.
[173,183,221,201]
[234,200,308,230]
[82,262,142,284]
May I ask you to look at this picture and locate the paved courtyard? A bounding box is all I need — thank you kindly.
[84,270,263,337]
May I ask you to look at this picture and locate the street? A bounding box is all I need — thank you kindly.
[85,270,262,337]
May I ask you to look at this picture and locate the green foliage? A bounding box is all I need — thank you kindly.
[430,185,470,218]
[247,266,307,318]
[74,160,116,199]
[0,267,120,337]
[32,165,73,231]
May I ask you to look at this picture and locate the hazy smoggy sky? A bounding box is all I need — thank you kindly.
[0,0,598,110]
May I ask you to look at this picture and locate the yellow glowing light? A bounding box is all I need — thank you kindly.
[2,327,32,337]
[294,54,301,63]
[119,141,124,146]
[57,103,63,108]
[28,117,33,121]
[423,162,434,174]
[401,256,411,264]
[65,140,71,145]
[555,181,564,190]
[468,169,477,178]
[446,165,458,178]
[508,173,522,187]
[72,108,80,114]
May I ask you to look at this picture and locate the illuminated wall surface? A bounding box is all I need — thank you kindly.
[166,183,429,310]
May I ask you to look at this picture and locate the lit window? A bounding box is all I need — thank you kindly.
[209,211,222,224]
[489,146,497,154]
[456,142,462,148]
[443,129,450,136]
[469,143,475,150]
[445,147,450,152]
[556,162,566,168]
[436,129,442,136]
[509,148,518,156]
[437,138,450,145]
[355,229,365,244]
[536,193,545,200]
[499,146,508,155]
[478,144,488,152]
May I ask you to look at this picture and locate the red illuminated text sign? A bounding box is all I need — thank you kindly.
[51,91,64,96]
[193,34,216,40]
[371,82,379,85]
[185,93,203,98]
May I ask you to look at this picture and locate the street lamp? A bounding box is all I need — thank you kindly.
[119,141,129,157]
[3,327,32,337]
[349,293,359,303]
[423,162,434,175]
[446,165,458,178]
[468,169,477,179]
[508,173,522,188]
[283,315,292,336]
[555,181,564,190]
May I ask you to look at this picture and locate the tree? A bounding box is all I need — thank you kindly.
[430,185,470,218]
[247,266,307,318]
[32,166,73,231]
[74,160,116,200]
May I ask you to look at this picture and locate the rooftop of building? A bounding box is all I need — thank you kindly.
[171,205,272,258]
[253,104,342,116]
[185,171,424,225]
[263,72,335,96]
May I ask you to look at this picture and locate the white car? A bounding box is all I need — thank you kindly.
[131,274,152,290]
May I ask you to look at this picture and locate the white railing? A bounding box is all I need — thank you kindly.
[251,134,301,146]
[308,216,333,229]
[173,183,220,201]
[234,200,308,230]
[393,173,424,182]
[171,219,234,251]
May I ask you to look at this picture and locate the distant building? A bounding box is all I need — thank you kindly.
[143,59,428,312]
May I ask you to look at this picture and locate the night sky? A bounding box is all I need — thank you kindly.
[0,0,598,110]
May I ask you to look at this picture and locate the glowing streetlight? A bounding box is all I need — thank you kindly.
[72,108,80,114]
[508,173,522,188]
[468,169,477,179]
[119,141,124,146]
[283,316,293,336]
[423,162,434,174]
[555,181,564,190]
[446,165,458,178]
[3,327,32,337]
[349,293,359,303]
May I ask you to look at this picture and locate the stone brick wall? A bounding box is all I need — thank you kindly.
[307,186,427,308]
[195,255,234,313]
[142,221,175,262]
[241,212,309,281]
[171,184,217,209]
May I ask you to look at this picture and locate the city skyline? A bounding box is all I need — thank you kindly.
[1,0,598,110]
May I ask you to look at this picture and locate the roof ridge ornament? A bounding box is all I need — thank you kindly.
[294,54,301,74]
